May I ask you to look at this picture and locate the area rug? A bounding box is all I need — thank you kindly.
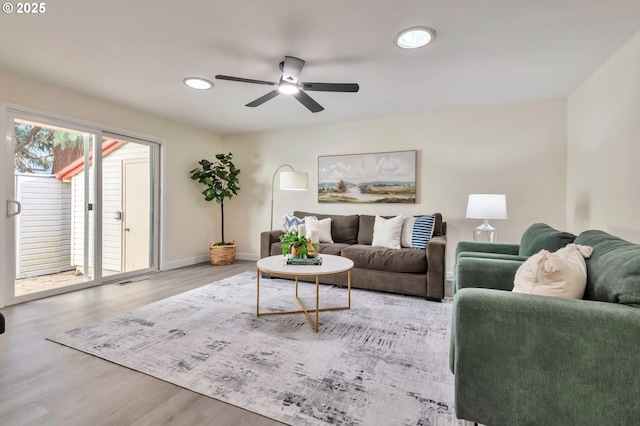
[48,272,469,425]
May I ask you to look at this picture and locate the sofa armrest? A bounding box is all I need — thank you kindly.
[426,235,446,300]
[452,288,640,425]
[456,252,528,262]
[260,230,284,259]
[454,256,523,293]
[455,241,520,258]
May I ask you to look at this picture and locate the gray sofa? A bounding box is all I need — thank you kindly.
[260,211,447,301]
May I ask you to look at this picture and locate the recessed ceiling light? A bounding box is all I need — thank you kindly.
[394,26,436,49]
[183,77,213,90]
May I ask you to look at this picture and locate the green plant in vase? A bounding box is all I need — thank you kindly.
[280,231,316,258]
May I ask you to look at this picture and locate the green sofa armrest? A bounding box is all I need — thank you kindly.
[455,241,519,258]
[452,288,640,426]
[456,252,528,262]
[454,256,523,293]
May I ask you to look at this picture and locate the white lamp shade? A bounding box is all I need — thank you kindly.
[280,171,308,190]
[466,194,507,219]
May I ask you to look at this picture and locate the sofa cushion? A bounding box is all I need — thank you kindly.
[357,215,377,245]
[575,230,640,307]
[294,211,359,244]
[317,243,351,256]
[341,244,427,274]
[513,244,593,299]
[518,223,576,257]
[372,215,404,249]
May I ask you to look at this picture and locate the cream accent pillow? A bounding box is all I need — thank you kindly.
[513,243,593,299]
[304,217,333,243]
[400,216,416,248]
[372,215,404,249]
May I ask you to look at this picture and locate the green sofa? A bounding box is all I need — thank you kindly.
[454,223,576,293]
[450,229,640,425]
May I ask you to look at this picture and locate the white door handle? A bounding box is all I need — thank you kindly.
[7,199,22,217]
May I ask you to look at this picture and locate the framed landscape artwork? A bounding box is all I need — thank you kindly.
[318,150,417,203]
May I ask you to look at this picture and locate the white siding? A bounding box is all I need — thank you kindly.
[70,141,150,273]
[15,174,72,278]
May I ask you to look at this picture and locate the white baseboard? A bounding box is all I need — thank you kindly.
[162,255,209,271]
[237,252,259,261]
[162,253,258,271]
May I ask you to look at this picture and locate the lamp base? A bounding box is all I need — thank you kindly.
[473,220,498,242]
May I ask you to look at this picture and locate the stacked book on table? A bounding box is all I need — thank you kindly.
[286,256,322,266]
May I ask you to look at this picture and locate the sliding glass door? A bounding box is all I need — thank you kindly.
[3,108,161,305]
[100,133,158,279]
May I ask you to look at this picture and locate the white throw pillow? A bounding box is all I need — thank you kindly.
[513,243,593,299]
[304,217,333,243]
[372,215,404,249]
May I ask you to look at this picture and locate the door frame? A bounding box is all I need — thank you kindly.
[1,103,164,307]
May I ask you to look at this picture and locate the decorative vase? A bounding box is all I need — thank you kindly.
[291,246,302,258]
[306,241,317,258]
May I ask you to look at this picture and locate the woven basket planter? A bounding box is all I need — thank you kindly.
[209,243,236,265]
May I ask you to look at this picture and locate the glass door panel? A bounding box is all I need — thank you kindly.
[11,117,95,298]
[100,136,153,279]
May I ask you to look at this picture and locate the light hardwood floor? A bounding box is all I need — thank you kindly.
[0,261,285,426]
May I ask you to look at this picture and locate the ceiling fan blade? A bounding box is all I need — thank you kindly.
[292,90,324,113]
[282,56,305,84]
[215,75,276,86]
[302,82,360,93]
[245,90,280,107]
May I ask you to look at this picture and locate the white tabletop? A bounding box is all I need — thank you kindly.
[257,254,354,276]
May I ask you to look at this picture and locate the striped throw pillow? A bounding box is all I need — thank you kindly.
[410,214,435,249]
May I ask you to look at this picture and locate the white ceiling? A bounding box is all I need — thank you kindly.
[1,0,640,136]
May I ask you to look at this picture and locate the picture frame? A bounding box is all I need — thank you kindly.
[318,150,417,203]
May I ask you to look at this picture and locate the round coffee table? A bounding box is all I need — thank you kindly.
[256,254,354,332]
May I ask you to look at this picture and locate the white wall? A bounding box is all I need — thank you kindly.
[567,30,640,243]
[223,99,568,270]
[0,70,224,306]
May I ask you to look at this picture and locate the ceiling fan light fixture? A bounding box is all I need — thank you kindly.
[183,77,213,90]
[394,26,436,49]
[278,83,299,95]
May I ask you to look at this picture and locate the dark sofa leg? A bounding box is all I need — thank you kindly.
[426,297,442,303]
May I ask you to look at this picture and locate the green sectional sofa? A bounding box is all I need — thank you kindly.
[450,229,640,425]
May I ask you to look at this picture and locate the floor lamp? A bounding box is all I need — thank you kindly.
[466,194,507,242]
[270,164,308,230]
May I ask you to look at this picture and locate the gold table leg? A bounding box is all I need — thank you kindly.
[257,270,352,332]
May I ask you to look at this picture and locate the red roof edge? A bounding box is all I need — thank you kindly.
[56,140,125,181]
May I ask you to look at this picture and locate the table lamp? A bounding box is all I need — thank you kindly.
[466,194,507,242]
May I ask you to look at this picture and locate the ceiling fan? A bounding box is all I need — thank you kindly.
[215,56,359,113]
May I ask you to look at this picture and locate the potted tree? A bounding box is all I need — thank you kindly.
[189,153,241,265]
